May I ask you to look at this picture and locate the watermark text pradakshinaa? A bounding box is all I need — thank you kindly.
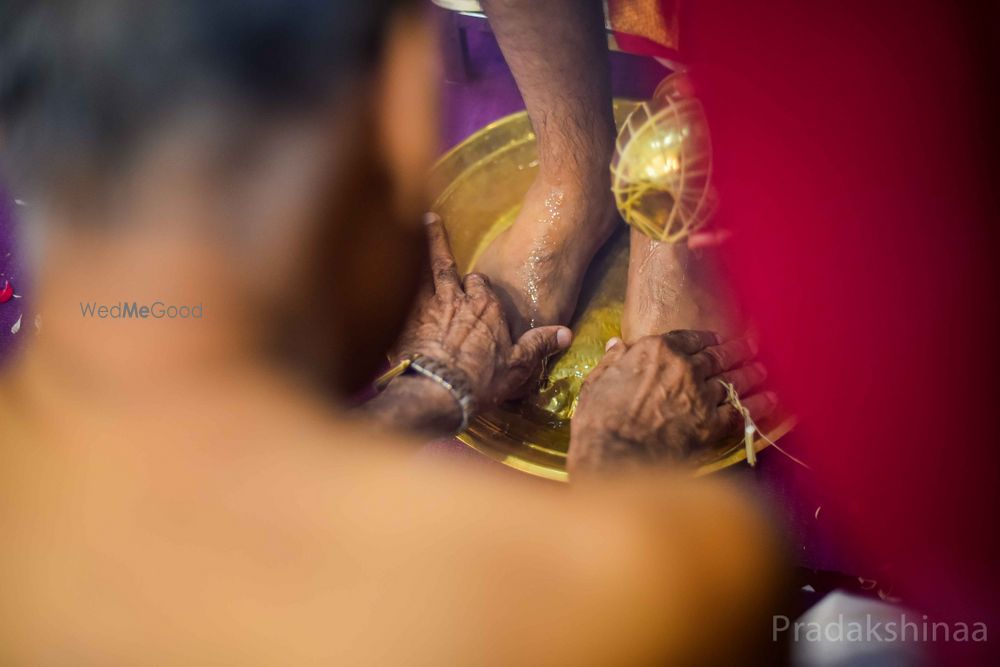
[774,614,987,643]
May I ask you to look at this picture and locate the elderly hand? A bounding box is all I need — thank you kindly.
[379,213,572,432]
[568,330,776,477]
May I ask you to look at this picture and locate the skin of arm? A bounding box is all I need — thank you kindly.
[361,374,464,435]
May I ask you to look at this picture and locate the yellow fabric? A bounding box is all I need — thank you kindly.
[607,0,681,50]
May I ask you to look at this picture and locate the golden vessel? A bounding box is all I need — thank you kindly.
[611,74,716,242]
[430,100,793,480]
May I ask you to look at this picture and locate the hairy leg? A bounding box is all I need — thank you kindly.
[477,0,617,335]
[621,229,742,343]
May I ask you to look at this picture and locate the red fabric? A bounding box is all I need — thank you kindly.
[680,0,999,660]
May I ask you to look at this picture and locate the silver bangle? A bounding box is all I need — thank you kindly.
[407,355,477,434]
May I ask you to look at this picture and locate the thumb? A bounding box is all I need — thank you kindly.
[512,325,573,367]
[499,325,573,400]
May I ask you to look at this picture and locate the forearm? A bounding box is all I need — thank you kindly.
[482,0,615,183]
[361,375,463,437]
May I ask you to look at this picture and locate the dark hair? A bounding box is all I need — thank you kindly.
[0,0,407,195]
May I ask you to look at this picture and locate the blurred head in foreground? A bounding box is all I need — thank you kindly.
[0,0,434,389]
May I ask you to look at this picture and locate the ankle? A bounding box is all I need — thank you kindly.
[538,157,612,191]
[536,128,615,186]
[532,164,614,213]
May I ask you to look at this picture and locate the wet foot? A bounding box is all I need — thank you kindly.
[621,228,741,344]
[475,172,617,336]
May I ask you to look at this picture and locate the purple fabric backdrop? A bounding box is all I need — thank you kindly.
[0,189,23,363]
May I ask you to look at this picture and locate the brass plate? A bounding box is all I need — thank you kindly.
[430,100,794,481]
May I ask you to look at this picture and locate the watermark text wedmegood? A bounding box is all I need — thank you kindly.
[79,301,204,320]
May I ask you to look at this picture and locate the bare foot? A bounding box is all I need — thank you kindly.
[475,171,617,335]
[621,228,742,344]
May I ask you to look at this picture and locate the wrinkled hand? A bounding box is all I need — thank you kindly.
[568,330,776,477]
[393,213,573,410]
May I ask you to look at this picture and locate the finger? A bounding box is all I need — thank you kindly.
[414,235,434,304]
[423,212,461,294]
[583,337,628,390]
[501,325,573,399]
[462,271,491,294]
[693,337,758,377]
[712,391,778,441]
[511,325,573,367]
[741,391,779,422]
[687,228,732,249]
[414,258,434,306]
[604,337,628,361]
[662,329,722,355]
[710,363,768,404]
